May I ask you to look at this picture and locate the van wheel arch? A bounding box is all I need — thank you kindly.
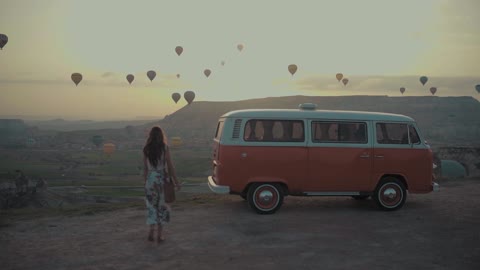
[243,182,289,197]
[378,174,408,190]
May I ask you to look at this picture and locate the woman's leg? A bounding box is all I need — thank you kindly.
[148,224,155,241]
[157,224,164,242]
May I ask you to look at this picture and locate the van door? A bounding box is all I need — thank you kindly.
[307,120,373,192]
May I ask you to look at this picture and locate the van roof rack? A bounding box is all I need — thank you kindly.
[298,103,318,110]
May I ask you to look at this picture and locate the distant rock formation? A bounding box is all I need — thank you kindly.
[0,171,49,209]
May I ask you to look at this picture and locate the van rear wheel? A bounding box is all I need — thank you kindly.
[247,183,283,214]
[374,177,407,211]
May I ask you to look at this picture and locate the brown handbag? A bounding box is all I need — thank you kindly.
[163,146,175,203]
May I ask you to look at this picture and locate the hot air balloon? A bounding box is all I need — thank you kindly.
[103,143,116,156]
[400,87,406,94]
[204,69,211,78]
[91,135,104,148]
[175,46,183,56]
[126,74,134,84]
[176,74,180,79]
[430,87,437,95]
[342,78,349,86]
[221,60,225,66]
[288,64,298,76]
[475,84,480,93]
[237,44,244,52]
[0,34,8,50]
[71,73,83,86]
[184,91,195,104]
[170,137,182,147]
[147,70,156,82]
[420,76,428,86]
[172,93,181,103]
[336,73,343,82]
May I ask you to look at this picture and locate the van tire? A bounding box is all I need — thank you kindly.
[352,195,369,200]
[373,177,407,211]
[247,183,283,215]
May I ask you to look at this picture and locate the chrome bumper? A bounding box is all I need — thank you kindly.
[207,176,230,194]
[433,182,440,192]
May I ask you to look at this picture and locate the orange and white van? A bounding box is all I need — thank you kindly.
[208,103,439,214]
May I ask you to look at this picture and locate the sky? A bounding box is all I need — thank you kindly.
[0,0,479,120]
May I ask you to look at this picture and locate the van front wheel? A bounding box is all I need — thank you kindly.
[374,177,407,211]
[247,183,283,214]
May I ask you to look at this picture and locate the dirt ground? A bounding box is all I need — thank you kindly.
[1,179,480,270]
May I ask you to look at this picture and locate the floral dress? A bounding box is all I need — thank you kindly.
[144,153,170,226]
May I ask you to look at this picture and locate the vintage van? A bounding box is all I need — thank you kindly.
[208,103,439,214]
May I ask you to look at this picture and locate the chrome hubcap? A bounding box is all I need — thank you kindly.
[259,190,273,203]
[383,188,397,199]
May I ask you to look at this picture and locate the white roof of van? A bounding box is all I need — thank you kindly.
[221,109,415,122]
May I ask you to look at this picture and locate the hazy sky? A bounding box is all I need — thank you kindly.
[0,0,479,120]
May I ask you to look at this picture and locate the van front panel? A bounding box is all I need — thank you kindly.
[373,122,433,192]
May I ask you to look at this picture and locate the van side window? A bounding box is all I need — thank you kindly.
[376,123,409,144]
[312,121,367,143]
[244,120,304,142]
[215,121,224,140]
[409,125,420,144]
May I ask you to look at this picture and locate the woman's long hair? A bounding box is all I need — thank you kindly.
[143,126,167,169]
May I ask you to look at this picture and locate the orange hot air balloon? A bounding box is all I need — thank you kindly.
[288,64,298,76]
[176,74,180,79]
[126,74,134,84]
[430,87,437,95]
[103,143,116,155]
[71,73,83,86]
[400,87,406,94]
[170,137,182,147]
[336,73,343,82]
[204,69,211,78]
[342,78,349,86]
[172,93,181,103]
[175,46,183,56]
[237,44,244,52]
[184,91,195,104]
[147,70,156,82]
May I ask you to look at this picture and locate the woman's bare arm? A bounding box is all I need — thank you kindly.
[143,155,148,184]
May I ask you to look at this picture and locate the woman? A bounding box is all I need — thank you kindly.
[143,126,180,243]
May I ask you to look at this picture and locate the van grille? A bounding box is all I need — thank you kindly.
[232,119,242,138]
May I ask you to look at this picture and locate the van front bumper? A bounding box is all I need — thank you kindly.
[208,176,230,194]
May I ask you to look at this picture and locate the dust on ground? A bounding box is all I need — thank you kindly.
[1,180,480,270]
